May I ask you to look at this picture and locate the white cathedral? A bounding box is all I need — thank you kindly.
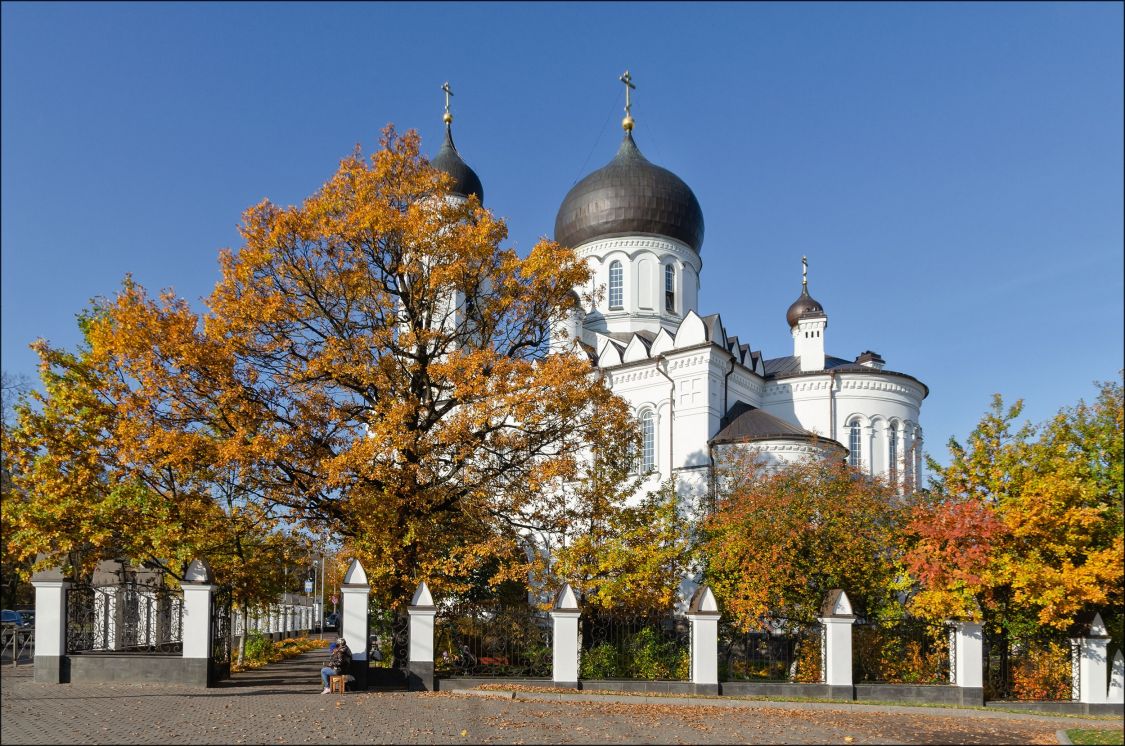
[430,84,928,505]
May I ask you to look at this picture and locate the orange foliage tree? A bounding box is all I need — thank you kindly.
[34,126,640,611]
[904,385,1123,631]
[2,315,306,620]
[702,451,905,629]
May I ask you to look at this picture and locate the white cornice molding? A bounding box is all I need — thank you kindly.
[576,236,702,271]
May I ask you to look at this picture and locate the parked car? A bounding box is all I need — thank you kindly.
[1,609,30,628]
[324,612,339,628]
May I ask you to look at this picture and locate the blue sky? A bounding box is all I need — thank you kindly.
[3,2,1122,464]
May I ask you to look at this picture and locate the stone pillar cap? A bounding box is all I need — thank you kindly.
[1071,610,1110,638]
[410,581,435,608]
[687,585,719,614]
[342,558,368,586]
[184,558,214,583]
[819,589,854,618]
[553,583,579,611]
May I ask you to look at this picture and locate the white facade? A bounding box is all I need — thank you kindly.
[549,245,927,500]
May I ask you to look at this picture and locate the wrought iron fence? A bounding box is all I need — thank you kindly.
[435,601,552,678]
[211,586,233,665]
[853,619,952,685]
[719,619,822,682]
[984,626,1076,701]
[1,624,34,665]
[66,581,183,654]
[580,610,689,681]
[368,608,410,668]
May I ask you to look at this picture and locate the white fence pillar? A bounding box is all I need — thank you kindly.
[549,584,581,688]
[817,589,855,698]
[1073,612,1111,705]
[1108,651,1124,704]
[948,620,984,706]
[686,585,720,694]
[407,581,436,691]
[340,560,370,689]
[30,562,70,683]
[181,558,215,675]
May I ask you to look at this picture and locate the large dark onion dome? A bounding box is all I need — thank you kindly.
[786,285,826,328]
[430,123,483,204]
[554,132,704,253]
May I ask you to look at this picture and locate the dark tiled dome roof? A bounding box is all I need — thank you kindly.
[430,124,483,204]
[554,133,703,253]
[786,287,826,328]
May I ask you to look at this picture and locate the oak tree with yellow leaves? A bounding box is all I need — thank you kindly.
[9,126,640,615]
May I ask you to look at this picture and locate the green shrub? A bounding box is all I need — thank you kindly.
[244,630,273,662]
[580,642,620,679]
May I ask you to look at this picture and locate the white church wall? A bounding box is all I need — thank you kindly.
[761,371,924,481]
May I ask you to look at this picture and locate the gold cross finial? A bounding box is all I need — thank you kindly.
[441,82,453,124]
[802,256,808,289]
[620,69,636,131]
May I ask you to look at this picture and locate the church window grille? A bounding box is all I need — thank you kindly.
[640,410,655,473]
[665,264,676,313]
[848,421,862,468]
[609,261,623,310]
[888,423,898,486]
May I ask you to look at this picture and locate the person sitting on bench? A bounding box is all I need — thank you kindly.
[320,637,352,694]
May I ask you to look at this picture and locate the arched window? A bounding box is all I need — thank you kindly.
[608,261,623,310]
[848,420,862,468]
[888,422,898,486]
[664,264,676,313]
[641,410,655,473]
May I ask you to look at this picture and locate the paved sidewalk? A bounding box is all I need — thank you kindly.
[1,652,1120,745]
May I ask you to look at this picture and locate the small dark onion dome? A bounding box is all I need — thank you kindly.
[430,123,483,204]
[786,286,826,329]
[554,132,704,253]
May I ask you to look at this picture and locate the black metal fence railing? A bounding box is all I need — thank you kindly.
[66,582,184,654]
[719,619,822,683]
[984,627,1076,701]
[368,608,410,668]
[435,602,552,678]
[580,610,689,681]
[1,623,34,665]
[853,619,952,685]
[211,586,233,666]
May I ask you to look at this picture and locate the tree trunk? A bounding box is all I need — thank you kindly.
[236,607,248,666]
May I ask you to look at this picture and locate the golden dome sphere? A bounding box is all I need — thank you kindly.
[622,114,634,131]
[443,112,453,124]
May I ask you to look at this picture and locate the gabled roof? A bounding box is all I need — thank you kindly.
[711,401,823,445]
[762,355,853,377]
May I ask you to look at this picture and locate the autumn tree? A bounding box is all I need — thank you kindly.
[550,473,696,614]
[905,384,1124,632]
[82,126,638,611]
[702,451,905,629]
[2,312,303,638]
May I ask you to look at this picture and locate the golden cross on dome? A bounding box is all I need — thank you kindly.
[441,82,454,124]
[802,256,809,289]
[619,70,636,131]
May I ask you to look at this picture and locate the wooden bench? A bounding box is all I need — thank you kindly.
[329,674,347,694]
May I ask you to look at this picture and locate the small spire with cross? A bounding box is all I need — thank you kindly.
[441,81,454,125]
[802,256,809,291]
[619,69,636,132]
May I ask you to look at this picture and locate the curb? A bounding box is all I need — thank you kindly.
[1056,730,1073,745]
[456,688,1113,725]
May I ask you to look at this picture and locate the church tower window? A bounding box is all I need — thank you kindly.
[641,410,655,473]
[888,422,898,486]
[849,420,862,468]
[665,264,676,313]
[609,261,623,310]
